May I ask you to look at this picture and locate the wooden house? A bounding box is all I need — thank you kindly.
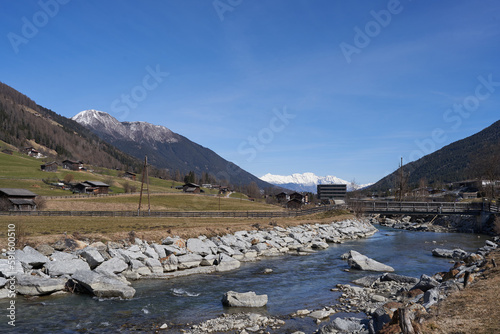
[74,181,110,194]
[121,171,137,181]
[0,188,37,211]
[182,182,202,194]
[289,192,304,202]
[286,198,303,210]
[275,192,289,203]
[62,160,83,171]
[40,161,58,172]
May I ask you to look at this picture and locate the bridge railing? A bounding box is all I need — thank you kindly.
[347,200,484,214]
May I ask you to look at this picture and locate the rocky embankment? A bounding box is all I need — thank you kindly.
[297,236,499,334]
[0,219,376,308]
[372,214,492,234]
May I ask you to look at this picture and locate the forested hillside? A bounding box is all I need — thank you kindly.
[0,82,141,170]
[369,120,500,192]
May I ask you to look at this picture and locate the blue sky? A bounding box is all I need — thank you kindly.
[2,0,500,184]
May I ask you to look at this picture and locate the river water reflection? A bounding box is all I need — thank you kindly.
[1,226,490,333]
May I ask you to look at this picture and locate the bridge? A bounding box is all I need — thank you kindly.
[347,200,499,216]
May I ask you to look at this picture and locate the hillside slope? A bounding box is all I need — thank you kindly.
[369,120,500,191]
[0,82,141,170]
[72,110,275,189]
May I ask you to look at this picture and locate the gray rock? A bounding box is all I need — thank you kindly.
[215,253,241,272]
[130,259,151,275]
[380,273,419,284]
[50,251,78,262]
[485,240,498,249]
[15,274,66,296]
[412,274,440,292]
[217,244,235,256]
[152,243,167,258]
[200,254,217,266]
[80,247,105,269]
[177,253,203,269]
[15,246,49,268]
[221,291,268,307]
[70,270,135,299]
[347,250,394,272]
[422,287,439,309]
[143,258,163,274]
[36,244,55,256]
[0,259,23,276]
[143,245,159,260]
[308,309,333,320]
[432,248,468,259]
[0,277,7,288]
[95,257,128,275]
[46,258,90,277]
[352,275,380,288]
[186,238,212,256]
[319,317,367,334]
[160,254,178,272]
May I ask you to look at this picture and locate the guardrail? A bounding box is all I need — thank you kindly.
[0,205,339,218]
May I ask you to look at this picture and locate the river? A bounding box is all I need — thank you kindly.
[1,226,490,333]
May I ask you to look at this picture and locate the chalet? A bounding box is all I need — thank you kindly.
[74,181,110,194]
[25,147,46,159]
[121,171,137,181]
[286,198,303,210]
[40,161,58,172]
[0,188,37,211]
[461,192,478,200]
[182,182,203,194]
[289,192,304,202]
[275,192,289,203]
[62,160,83,171]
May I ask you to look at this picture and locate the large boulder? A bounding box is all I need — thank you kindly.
[79,247,105,269]
[186,238,212,256]
[0,259,23,276]
[94,257,128,276]
[15,274,66,296]
[160,254,178,272]
[177,254,203,269]
[143,258,163,274]
[347,250,394,272]
[411,274,440,292]
[15,246,49,269]
[432,248,468,259]
[215,253,241,272]
[45,258,90,277]
[221,291,268,307]
[70,270,135,299]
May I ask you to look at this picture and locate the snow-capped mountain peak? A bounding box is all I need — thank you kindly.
[260,172,372,192]
[72,110,179,144]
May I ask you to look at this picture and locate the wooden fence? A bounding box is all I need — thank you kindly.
[0,205,339,218]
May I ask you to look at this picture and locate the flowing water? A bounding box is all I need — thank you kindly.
[1,227,490,333]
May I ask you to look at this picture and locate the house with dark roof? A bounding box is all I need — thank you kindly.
[0,188,37,211]
[121,171,136,181]
[73,181,110,194]
[182,182,203,194]
[62,160,83,171]
[40,161,58,172]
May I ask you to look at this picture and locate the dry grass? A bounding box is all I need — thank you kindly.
[420,249,500,334]
[0,211,354,249]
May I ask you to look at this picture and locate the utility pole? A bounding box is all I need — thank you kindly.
[138,155,151,215]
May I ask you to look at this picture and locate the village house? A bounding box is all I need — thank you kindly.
[121,171,137,181]
[182,182,203,194]
[0,188,37,211]
[25,147,46,159]
[73,181,110,194]
[40,161,58,172]
[286,198,304,210]
[275,192,289,203]
[62,160,83,171]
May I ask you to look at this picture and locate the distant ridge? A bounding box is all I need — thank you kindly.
[260,172,372,193]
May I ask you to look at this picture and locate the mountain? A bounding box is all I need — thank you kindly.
[72,110,274,189]
[0,82,141,170]
[369,120,500,192]
[260,172,372,193]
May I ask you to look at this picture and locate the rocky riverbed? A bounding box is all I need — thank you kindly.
[0,219,376,329]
